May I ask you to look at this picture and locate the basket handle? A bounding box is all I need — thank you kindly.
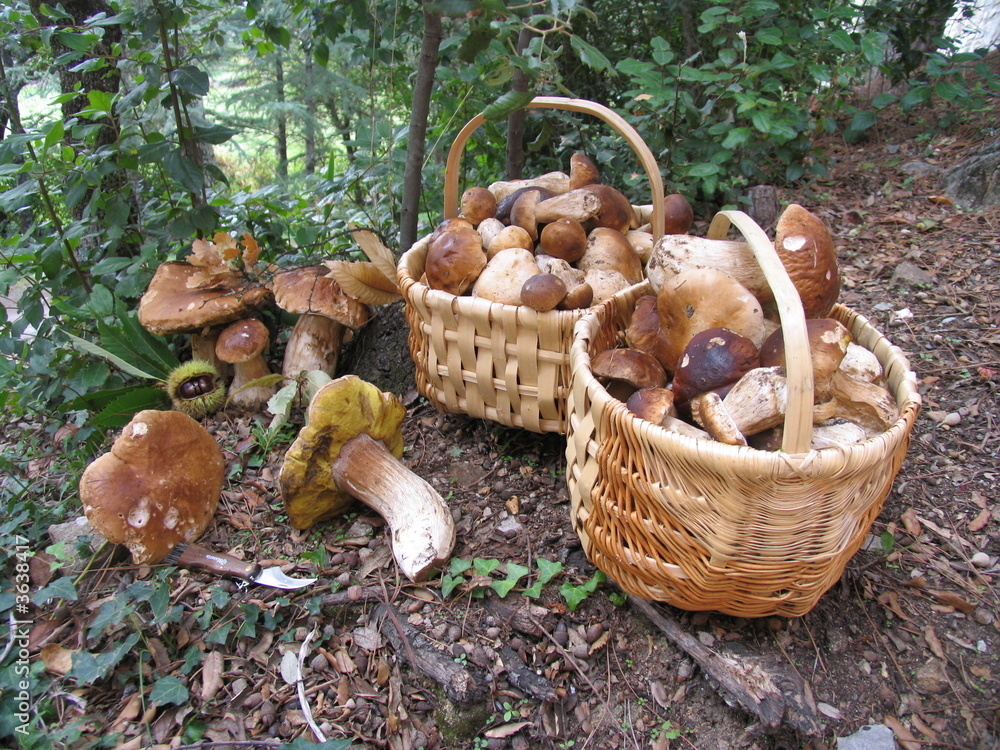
[443,96,665,240]
[707,210,813,454]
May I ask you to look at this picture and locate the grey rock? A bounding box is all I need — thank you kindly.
[940,137,1000,209]
[899,160,941,178]
[890,261,934,288]
[47,516,105,575]
[837,723,898,749]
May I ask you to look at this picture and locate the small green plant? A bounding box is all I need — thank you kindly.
[651,720,682,741]
[560,570,608,612]
[499,698,527,722]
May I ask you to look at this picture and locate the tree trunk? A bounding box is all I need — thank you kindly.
[275,52,288,180]
[304,51,317,176]
[399,3,442,254]
[504,26,535,180]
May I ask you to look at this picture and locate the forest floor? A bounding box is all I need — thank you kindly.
[13,102,1000,750]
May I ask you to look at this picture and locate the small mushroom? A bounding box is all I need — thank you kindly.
[624,229,655,263]
[577,227,644,285]
[584,268,631,306]
[656,268,766,372]
[488,224,535,259]
[498,186,556,228]
[539,217,588,263]
[216,318,276,409]
[560,281,594,310]
[279,375,456,581]
[626,386,711,439]
[569,152,601,189]
[272,266,370,379]
[671,327,760,406]
[591,347,667,402]
[477,217,506,250]
[521,273,568,312]
[472,248,542,305]
[636,193,694,235]
[425,220,487,295]
[460,186,497,227]
[79,410,224,564]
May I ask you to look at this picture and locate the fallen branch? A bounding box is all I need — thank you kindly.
[498,644,558,701]
[296,627,326,743]
[630,597,822,736]
[373,602,488,703]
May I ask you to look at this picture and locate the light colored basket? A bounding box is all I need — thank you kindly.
[397,97,665,434]
[564,210,922,618]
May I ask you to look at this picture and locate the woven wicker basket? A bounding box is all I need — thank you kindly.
[397,97,665,434]
[565,210,922,618]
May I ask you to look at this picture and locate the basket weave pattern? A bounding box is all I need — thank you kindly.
[565,249,921,618]
[397,97,665,435]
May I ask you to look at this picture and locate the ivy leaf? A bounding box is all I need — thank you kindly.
[33,576,78,606]
[473,557,500,576]
[441,574,464,598]
[449,557,473,575]
[535,558,563,585]
[150,675,189,706]
[560,582,589,612]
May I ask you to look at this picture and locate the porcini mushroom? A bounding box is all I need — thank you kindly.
[521,273,568,312]
[79,410,224,564]
[773,204,840,318]
[577,227,644,285]
[671,327,761,406]
[759,318,852,401]
[656,268,766,371]
[471,248,541,305]
[488,172,569,204]
[425,220,487,295]
[460,186,497,227]
[278,375,456,581]
[625,295,675,372]
[569,152,601,189]
[591,347,667,402]
[487,224,535,259]
[584,268,631,306]
[216,318,276,409]
[625,387,711,439]
[272,266,371,379]
[539,217,588,263]
[138,260,272,375]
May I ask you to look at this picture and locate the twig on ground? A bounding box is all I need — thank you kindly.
[296,626,327,743]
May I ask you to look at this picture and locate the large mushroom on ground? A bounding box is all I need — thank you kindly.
[138,261,272,374]
[279,375,456,582]
[272,266,370,380]
[79,410,224,564]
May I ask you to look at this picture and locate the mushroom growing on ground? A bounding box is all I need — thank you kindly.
[279,375,456,581]
[216,318,276,409]
[79,410,224,564]
[138,260,272,375]
[272,266,370,379]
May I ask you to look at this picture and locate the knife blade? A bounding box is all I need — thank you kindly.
[164,542,318,590]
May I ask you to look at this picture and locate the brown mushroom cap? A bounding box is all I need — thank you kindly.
[663,193,695,234]
[216,318,270,364]
[626,386,678,426]
[625,294,675,372]
[559,281,594,310]
[487,224,534,259]
[671,327,761,405]
[773,204,840,318]
[272,266,370,330]
[425,222,487,295]
[759,317,852,400]
[460,187,497,227]
[539,217,588,263]
[591,347,667,401]
[521,273,568,312]
[578,227,644,285]
[496,186,556,225]
[569,152,601,190]
[79,410,224,564]
[657,267,766,371]
[138,261,272,335]
[279,375,407,529]
[582,184,637,233]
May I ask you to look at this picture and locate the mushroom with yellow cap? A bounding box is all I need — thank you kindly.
[278,375,456,582]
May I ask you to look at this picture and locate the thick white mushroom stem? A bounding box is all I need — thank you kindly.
[282,314,345,379]
[229,355,276,409]
[330,433,456,582]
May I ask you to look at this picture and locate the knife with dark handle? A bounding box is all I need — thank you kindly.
[164,542,317,589]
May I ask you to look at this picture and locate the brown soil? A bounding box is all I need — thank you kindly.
[25,104,1000,750]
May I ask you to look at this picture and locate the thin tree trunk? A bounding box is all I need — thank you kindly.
[275,52,288,180]
[304,51,316,176]
[505,26,535,180]
[399,3,442,254]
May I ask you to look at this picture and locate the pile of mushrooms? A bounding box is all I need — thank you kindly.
[595,203,900,450]
[421,153,694,310]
